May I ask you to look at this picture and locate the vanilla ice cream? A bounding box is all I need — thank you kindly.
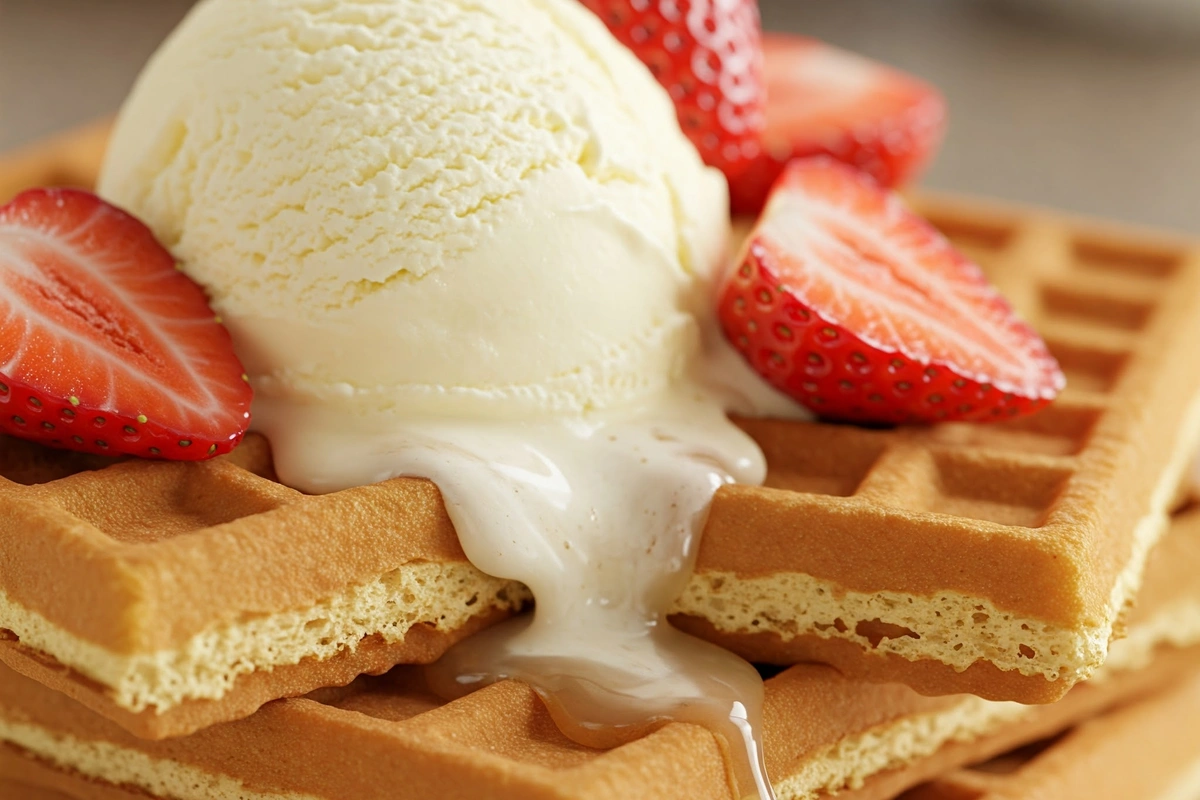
[99,1,782,796]
[99,0,728,420]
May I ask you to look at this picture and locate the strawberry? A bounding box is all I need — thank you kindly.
[0,188,252,460]
[580,0,765,182]
[730,35,947,215]
[719,159,1064,424]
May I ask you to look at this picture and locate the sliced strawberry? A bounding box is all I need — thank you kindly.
[719,159,1064,424]
[0,188,251,460]
[730,35,947,215]
[580,0,766,182]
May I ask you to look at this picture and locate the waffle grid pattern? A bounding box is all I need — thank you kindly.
[0,127,1193,548]
[3,123,1200,795]
[675,192,1200,699]
[737,200,1194,530]
[5,123,1200,714]
[3,127,1198,578]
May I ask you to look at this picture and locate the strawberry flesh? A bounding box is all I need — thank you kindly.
[720,159,1064,424]
[730,35,947,215]
[0,188,251,459]
[580,0,766,182]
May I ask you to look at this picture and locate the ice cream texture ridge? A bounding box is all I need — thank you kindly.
[98,0,730,419]
[99,0,787,798]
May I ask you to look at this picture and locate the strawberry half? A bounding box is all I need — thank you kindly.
[0,188,251,460]
[580,0,766,182]
[719,159,1064,424]
[730,35,947,215]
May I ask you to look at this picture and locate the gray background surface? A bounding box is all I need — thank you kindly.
[1,0,1198,232]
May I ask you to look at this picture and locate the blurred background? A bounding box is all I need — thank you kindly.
[1,0,1198,232]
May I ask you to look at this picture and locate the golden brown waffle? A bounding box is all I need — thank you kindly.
[0,623,1194,800]
[0,435,530,739]
[3,122,1200,743]
[2,510,1200,800]
[0,657,1191,800]
[0,782,75,800]
[896,673,1200,800]
[681,195,1200,702]
[0,121,109,205]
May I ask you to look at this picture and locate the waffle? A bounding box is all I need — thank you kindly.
[0,121,109,206]
[896,673,1200,800]
[0,783,74,800]
[2,508,1200,800]
[0,435,531,739]
[677,195,1200,704]
[1188,460,1200,506]
[4,125,1200,742]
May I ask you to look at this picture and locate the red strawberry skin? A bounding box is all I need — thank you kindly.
[719,159,1064,425]
[580,0,766,182]
[730,35,947,215]
[0,188,252,460]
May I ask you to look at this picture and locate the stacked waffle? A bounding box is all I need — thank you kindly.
[3,125,1200,800]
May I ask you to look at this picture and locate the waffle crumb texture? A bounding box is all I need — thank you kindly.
[0,564,527,713]
[776,700,1026,799]
[0,719,305,800]
[2,504,1198,800]
[0,636,1194,800]
[900,672,1200,800]
[674,572,1106,681]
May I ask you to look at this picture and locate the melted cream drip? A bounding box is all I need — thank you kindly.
[252,303,810,799]
[257,381,776,799]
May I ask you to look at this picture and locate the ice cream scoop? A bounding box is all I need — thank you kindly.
[98,1,780,796]
[99,0,728,421]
